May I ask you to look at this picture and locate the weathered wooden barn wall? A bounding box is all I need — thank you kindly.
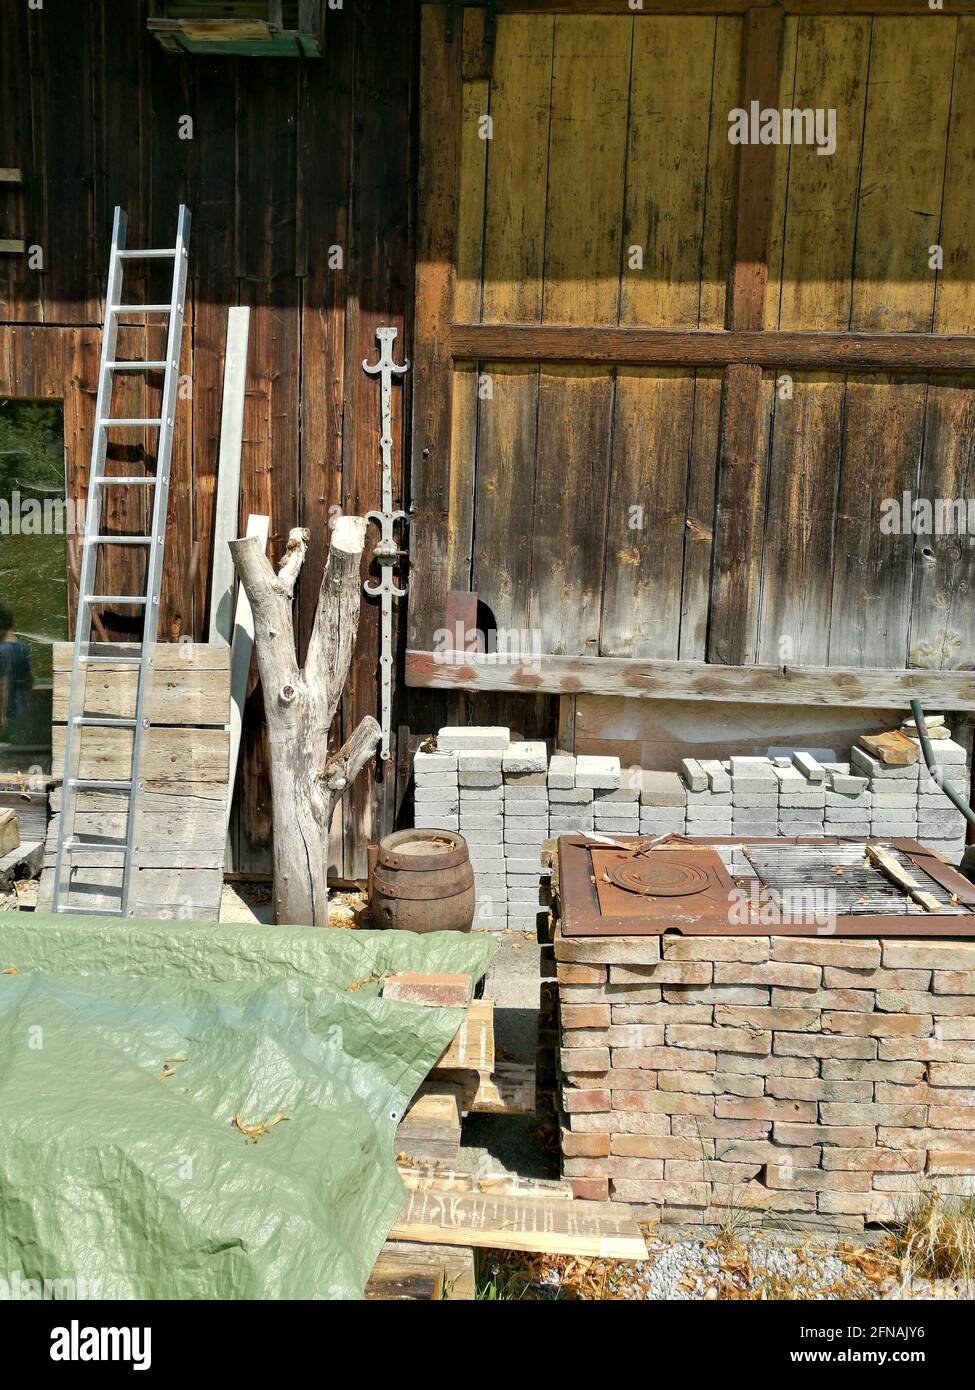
[0,0,417,876]
[407,3,975,674]
[404,0,975,773]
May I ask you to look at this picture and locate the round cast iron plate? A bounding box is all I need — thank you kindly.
[609,856,712,897]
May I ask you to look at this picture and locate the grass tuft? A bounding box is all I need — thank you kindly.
[898,1187,975,1285]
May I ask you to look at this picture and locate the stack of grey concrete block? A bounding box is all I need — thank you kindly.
[503,738,549,929]
[639,770,687,835]
[852,739,968,862]
[413,729,971,930]
[638,743,970,860]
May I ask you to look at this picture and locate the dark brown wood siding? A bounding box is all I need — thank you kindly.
[0,0,417,876]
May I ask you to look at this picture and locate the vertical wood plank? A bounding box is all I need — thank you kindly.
[194,57,239,642]
[829,376,927,668]
[26,0,98,324]
[708,6,783,666]
[935,17,975,335]
[298,11,353,874]
[0,0,40,322]
[851,17,955,334]
[529,366,614,656]
[542,14,631,326]
[341,0,415,878]
[408,3,464,651]
[698,16,742,332]
[599,369,696,659]
[473,364,539,633]
[768,16,871,332]
[678,372,723,660]
[620,16,717,329]
[481,13,554,325]
[908,380,975,671]
[474,11,555,643]
[727,8,783,332]
[148,43,196,642]
[235,58,300,875]
[757,372,843,665]
[533,16,630,658]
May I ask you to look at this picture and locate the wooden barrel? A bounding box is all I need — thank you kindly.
[369,829,476,934]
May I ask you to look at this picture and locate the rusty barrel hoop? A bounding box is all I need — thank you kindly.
[370,828,476,932]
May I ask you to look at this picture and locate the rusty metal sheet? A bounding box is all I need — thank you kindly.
[556,835,975,938]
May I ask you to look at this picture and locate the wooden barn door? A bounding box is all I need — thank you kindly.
[408,3,975,691]
[409,2,742,662]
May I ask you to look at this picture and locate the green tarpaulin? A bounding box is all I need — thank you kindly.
[0,914,496,1300]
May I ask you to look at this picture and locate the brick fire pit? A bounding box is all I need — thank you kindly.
[554,836,975,1229]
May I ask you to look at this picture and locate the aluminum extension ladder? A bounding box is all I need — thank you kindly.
[51,205,191,916]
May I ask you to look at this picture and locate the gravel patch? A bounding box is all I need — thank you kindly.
[481,1228,975,1301]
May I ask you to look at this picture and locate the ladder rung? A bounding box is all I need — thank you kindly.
[93,475,157,485]
[55,904,124,916]
[68,778,133,791]
[80,655,142,666]
[97,417,164,427]
[85,595,148,605]
[62,838,126,851]
[106,361,167,370]
[111,304,172,313]
[86,536,153,545]
[117,249,176,259]
[72,717,137,728]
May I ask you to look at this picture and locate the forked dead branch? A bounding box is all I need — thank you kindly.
[230,516,381,926]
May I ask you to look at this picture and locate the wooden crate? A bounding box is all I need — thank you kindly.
[39,643,231,920]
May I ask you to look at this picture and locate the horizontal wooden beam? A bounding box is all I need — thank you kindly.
[450,324,975,373]
[406,649,975,710]
[495,0,975,12]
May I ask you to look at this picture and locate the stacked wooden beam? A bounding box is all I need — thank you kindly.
[369,971,647,1298]
[556,925,975,1229]
[39,643,230,919]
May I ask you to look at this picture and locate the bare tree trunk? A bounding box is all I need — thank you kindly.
[229,517,381,926]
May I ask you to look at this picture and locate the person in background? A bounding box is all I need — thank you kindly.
[0,599,33,736]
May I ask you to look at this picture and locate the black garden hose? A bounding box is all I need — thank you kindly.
[909,698,975,831]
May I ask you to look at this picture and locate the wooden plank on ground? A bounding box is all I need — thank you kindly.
[396,1086,463,1164]
[0,810,20,857]
[431,1000,495,1074]
[366,1241,475,1301]
[390,1187,649,1260]
[398,1166,572,1201]
[435,1059,537,1116]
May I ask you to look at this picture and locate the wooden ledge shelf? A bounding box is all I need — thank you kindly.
[450,324,975,373]
[405,649,975,710]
